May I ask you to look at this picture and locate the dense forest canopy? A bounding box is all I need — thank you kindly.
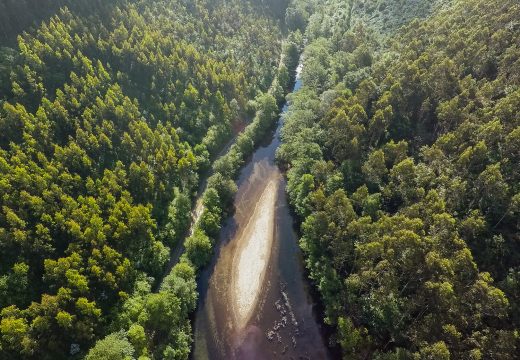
[279,0,520,358]
[0,0,289,358]
[1,0,519,359]
[0,0,121,46]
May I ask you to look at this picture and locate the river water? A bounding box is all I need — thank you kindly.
[192,68,331,359]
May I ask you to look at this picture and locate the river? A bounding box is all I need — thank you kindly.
[192,67,331,359]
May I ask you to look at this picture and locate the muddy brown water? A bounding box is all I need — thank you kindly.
[193,72,331,359]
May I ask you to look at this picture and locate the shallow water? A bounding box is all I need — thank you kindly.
[193,70,330,360]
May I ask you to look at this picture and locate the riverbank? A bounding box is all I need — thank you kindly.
[192,55,331,358]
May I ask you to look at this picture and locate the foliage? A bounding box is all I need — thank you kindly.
[185,229,212,269]
[85,331,134,360]
[279,0,520,358]
[91,261,198,360]
[0,0,286,358]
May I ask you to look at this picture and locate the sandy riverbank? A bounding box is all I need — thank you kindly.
[232,178,279,330]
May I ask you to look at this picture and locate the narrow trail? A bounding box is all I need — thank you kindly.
[158,129,242,289]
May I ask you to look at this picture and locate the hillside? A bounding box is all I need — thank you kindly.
[279,0,520,358]
[350,0,450,35]
[0,1,287,358]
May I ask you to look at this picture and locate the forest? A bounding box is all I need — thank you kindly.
[279,0,520,358]
[0,0,293,358]
[0,0,519,359]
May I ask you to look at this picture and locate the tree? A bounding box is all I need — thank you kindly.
[256,92,278,134]
[198,209,221,238]
[162,188,192,245]
[0,263,29,308]
[185,228,212,268]
[476,163,509,221]
[85,331,135,360]
[207,173,237,209]
[285,6,308,32]
[362,149,387,187]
